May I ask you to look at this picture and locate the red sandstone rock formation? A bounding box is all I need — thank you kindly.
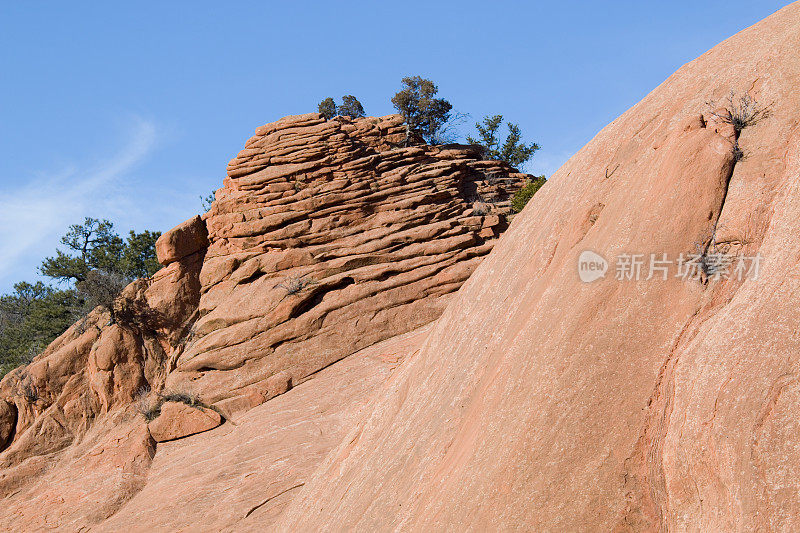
[0,113,528,528]
[277,3,800,530]
[3,2,800,529]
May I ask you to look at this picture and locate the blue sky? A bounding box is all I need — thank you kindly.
[0,1,791,292]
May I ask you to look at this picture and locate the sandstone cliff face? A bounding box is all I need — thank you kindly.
[4,4,800,529]
[0,113,528,528]
[275,3,800,530]
[179,113,527,413]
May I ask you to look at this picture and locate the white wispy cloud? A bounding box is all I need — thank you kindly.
[0,117,157,289]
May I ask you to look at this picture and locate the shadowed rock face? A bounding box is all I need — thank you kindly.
[0,113,529,527]
[274,3,800,531]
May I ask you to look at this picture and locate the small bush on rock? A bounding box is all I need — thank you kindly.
[137,387,209,421]
[391,76,453,144]
[318,95,366,119]
[707,91,771,133]
[338,95,366,118]
[472,203,491,216]
[318,97,337,119]
[76,269,129,313]
[275,275,314,296]
[468,115,540,169]
[511,177,546,213]
[160,390,203,408]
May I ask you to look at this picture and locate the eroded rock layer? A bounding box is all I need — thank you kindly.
[181,113,528,413]
[0,113,528,528]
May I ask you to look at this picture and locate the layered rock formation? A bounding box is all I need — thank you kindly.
[278,3,800,530]
[4,2,800,529]
[0,113,528,528]
[178,113,527,413]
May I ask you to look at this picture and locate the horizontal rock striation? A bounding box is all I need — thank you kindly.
[174,113,528,411]
[0,112,529,528]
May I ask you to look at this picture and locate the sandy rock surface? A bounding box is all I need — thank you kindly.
[278,3,800,530]
[98,326,428,532]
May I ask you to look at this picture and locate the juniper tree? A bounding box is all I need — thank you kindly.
[318,97,337,119]
[338,95,365,118]
[391,76,453,144]
[467,115,540,169]
[318,95,366,120]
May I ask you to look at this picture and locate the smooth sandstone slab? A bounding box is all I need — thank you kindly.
[278,3,800,531]
[96,326,429,532]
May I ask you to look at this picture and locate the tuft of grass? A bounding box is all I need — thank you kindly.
[135,386,161,421]
[274,275,314,296]
[159,390,203,408]
[135,386,207,421]
[471,203,490,216]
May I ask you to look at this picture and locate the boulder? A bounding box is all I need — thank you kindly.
[155,215,209,265]
[147,402,222,443]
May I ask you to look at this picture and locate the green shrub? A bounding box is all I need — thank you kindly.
[318,97,337,119]
[318,95,366,119]
[0,283,83,377]
[338,95,365,118]
[467,115,540,169]
[511,177,546,213]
